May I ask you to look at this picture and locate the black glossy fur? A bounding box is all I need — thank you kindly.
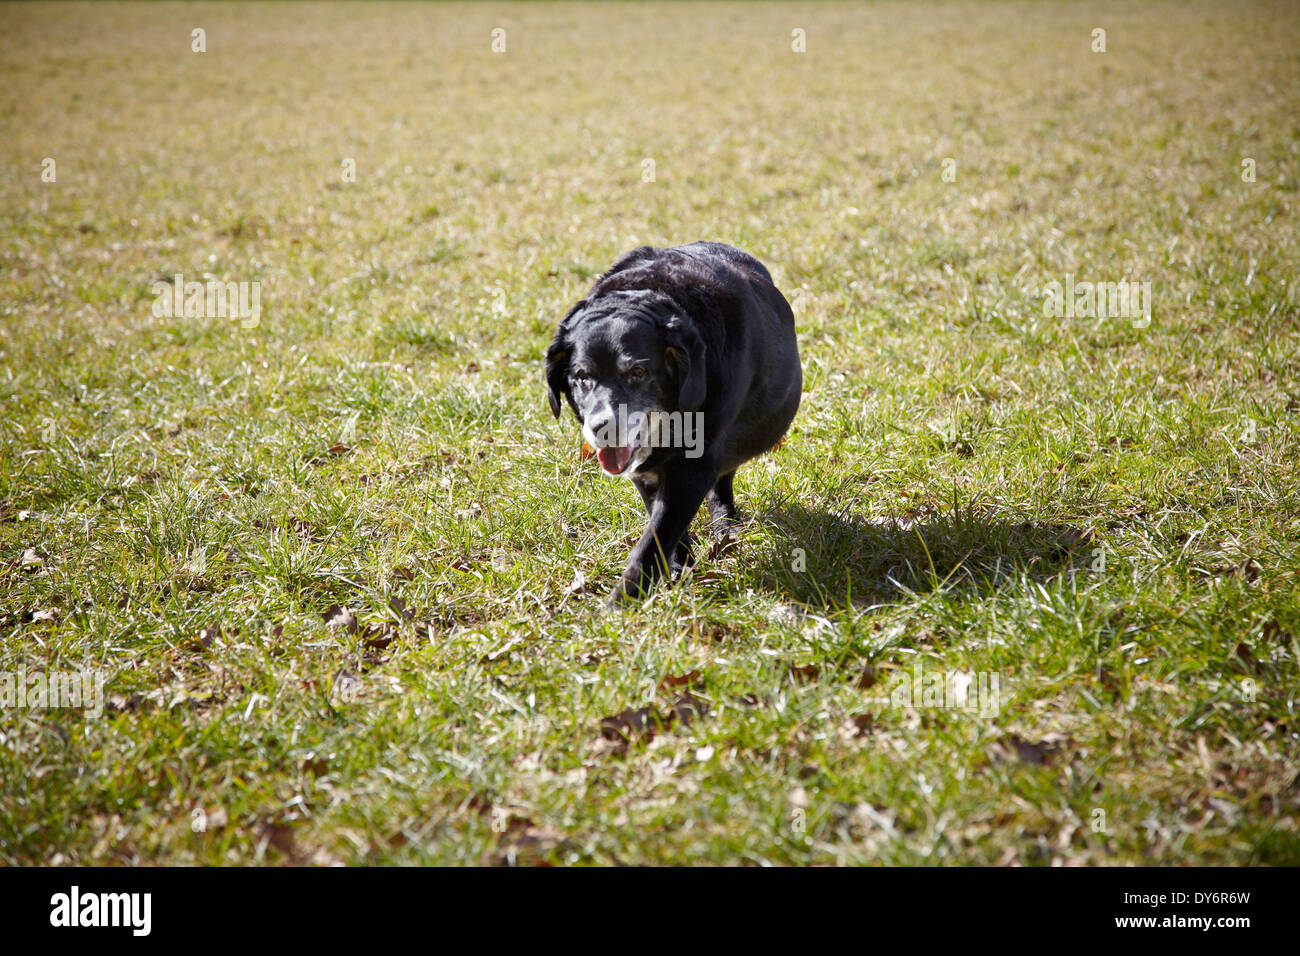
[545,242,802,603]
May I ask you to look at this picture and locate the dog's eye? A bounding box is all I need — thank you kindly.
[625,366,647,383]
[570,373,593,392]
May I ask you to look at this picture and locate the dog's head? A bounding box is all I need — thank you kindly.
[545,290,706,476]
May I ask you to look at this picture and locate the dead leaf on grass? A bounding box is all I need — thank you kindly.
[259,822,297,859]
[184,626,222,652]
[330,669,363,704]
[657,669,702,692]
[667,691,709,727]
[306,442,353,465]
[302,755,329,778]
[993,732,1071,766]
[600,706,666,743]
[789,663,822,682]
[1260,620,1287,644]
[482,821,567,866]
[563,570,599,598]
[322,604,358,633]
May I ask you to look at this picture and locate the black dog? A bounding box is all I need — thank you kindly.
[545,242,801,603]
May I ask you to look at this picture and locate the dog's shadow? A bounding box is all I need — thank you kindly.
[744,499,1095,609]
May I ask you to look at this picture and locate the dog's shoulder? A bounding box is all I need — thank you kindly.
[677,241,775,285]
[598,245,663,282]
[589,244,755,310]
[579,245,784,372]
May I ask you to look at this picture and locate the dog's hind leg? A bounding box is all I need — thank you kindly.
[706,471,739,540]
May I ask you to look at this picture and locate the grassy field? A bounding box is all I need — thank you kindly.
[2,0,1298,866]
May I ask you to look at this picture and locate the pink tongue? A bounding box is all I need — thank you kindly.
[596,445,633,474]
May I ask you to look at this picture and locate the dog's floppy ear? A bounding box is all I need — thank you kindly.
[663,315,707,412]
[545,299,586,418]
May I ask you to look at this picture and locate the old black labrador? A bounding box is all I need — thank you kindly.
[545,241,802,603]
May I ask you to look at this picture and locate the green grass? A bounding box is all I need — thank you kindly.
[1,0,1298,865]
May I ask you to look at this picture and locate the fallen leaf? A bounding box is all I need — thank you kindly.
[996,732,1070,766]
[789,663,821,682]
[564,570,594,597]
[657,670,702,692]
[600,706,665,743]
[322,604,358,633]
[302,755,329,777]
[482,823,567,866]
[668,691,709,727]
[185,626,221,652]
[289,518,320,540]
[306,442,353,465]
[1053,526,1096,555]
[362,623,396,655]
[387,596,415,622]
[995,847,1021,867]
[260,822,296,859]
[330,669,362,703]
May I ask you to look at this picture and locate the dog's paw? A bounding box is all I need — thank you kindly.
[707,533,739,560]
[669,546,696,581]
[607,575,646,609]
[708,513,741,542]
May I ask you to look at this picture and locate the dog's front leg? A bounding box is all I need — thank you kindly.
[633,476,694,578]
[613,464,716,605]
